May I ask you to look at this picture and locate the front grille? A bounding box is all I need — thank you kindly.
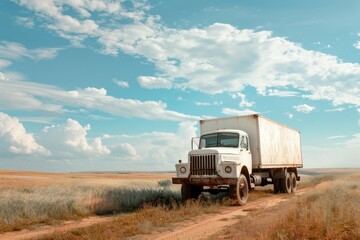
[190,155,217,175]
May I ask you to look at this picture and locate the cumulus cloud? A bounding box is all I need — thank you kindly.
[0,112,50,155]
[103,121,197,169]
[40,119,110,155]
[137,76,172,89]
[293,104,315,113]
[15,0,149,45]
[84,87,107,95]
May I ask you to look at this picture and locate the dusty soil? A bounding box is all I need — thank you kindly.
[0,216,113,240]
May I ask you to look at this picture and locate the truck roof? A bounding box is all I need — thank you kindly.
[202,129,248,136]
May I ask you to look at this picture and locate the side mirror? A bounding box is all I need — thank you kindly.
[200,139,206,149]
[191,137,200,150]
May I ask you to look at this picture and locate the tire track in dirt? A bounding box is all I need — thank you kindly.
[0,216,114,240]
[142,188,310,240]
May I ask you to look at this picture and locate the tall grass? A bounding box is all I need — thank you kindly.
[212,174,360,240]
[272,177,360,239]
[0,181,181,233]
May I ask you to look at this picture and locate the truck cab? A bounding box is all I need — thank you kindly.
[173,129,252,205]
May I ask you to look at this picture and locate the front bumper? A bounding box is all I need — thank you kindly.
[172,177,237,186]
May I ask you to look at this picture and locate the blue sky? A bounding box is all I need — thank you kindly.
[0,0,359,172]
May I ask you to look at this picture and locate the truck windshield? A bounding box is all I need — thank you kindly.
[200,133,239,148]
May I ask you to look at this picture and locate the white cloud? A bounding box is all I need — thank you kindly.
[15,16,35,28]
[265,89,299,97]
[0,112,50,155]
[137,76,172,89]
[40,119,110,155]
[293,104,315,113]
[285,112,294,119]
[195,101,222,106]
[84,87,107,96]
[324,107,345,112]
[0,59,12,69]
[0,41,60,61]
[15,0,150,45]
[231,93,255,107]
[103,121,197,169]
[195,102,211,106]
[354,41,360,50]
[0,72,6,80]
[0,80,198,121]
[222,108,257,116]
[113,79,129,88]
[327,135,345,140]
[14,1,360,108]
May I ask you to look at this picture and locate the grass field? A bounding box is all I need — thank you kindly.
[1,169,359,239]
[0,171,180,233]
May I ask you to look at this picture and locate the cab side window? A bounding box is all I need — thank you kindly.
[240,136,249,150]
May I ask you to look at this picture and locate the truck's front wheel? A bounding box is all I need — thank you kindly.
[230,174,249,206]
[181,184,202,201]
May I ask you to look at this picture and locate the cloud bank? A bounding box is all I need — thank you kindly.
[13,0,360,109]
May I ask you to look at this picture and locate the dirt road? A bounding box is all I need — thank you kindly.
[0,216,114,240]
[142,188,308,240]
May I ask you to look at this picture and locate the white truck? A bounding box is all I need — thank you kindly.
[172,114,303,205]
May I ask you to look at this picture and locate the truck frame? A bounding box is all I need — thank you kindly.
[172,114,303,205]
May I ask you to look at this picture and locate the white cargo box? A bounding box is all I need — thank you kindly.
[200,114,303,169]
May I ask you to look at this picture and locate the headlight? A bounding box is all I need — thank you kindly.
[225,166,232,173]
[180,166,187,174]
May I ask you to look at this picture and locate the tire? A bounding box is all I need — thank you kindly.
[181,184,202,201]
[290,172,297,193]
[230,174,249,206]
[281,172,292,194]
[273,178,281,194]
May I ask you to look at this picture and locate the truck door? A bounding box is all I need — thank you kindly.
[239,135,252,173]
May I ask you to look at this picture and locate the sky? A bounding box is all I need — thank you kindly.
[0,0,360,172]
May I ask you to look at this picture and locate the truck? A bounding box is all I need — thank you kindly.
[172,114,303,205]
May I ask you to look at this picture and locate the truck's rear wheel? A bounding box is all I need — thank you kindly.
[281,172,292,194]
[230,174,248,206]
[290,172,297,193]
[181,184,202,201]
[273,178,281,193]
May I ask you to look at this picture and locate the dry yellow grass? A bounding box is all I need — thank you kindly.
[0,170,179,233]
[0,170,175,189]
[212,172,360,240]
